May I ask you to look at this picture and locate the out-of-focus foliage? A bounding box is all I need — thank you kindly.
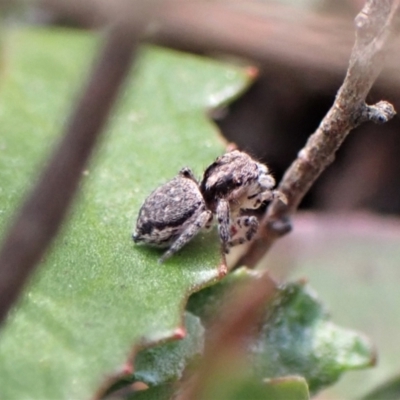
[188,268,374,395]
[132,312,204,386]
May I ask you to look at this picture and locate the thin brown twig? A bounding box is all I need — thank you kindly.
[41,0,155,30]
[147,0,400,90]
[44,0,400,91]
[0,5,149,325]
[148,1,353,75]
[45,0,355,85]
[238,0,399,267]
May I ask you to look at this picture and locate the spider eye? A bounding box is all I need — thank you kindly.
[235,179,242,187]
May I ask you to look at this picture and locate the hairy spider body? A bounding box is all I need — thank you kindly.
[133,150,282,262]
[133,168,212,263]
[200,150,279,253]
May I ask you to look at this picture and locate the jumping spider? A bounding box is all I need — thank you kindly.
[133,150,284,262]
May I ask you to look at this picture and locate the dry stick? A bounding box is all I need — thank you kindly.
[48,0,356,81]
[238,0,399,268]
[177,271,277,400]
[41,0,149,30]
[148,1,353,77]
[0,25,141,326]
[62,0,400,91]
[147,0,400,90]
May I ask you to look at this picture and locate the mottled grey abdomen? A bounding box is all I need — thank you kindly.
[133,170,207,248]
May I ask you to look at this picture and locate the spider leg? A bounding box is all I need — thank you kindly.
[228,215,259,248]
[159,209,212,263]
[245,189,288,210]
[204,214,214,230]
[243,190,274,209]
[216,198,231,254]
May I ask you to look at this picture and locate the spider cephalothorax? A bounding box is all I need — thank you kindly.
[200,150,282,253]
[133,150,283,262]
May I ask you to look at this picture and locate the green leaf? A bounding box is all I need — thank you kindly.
[187,265,259,327]
[203,374,310,400]
[0,28,252,399]
[361,375,400,400]
[123,384,176,400]
[119,378,310,400]
[188,268,374,394]
[132,312,204,386]
[252,281,375,394]
[263,377,310,400]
